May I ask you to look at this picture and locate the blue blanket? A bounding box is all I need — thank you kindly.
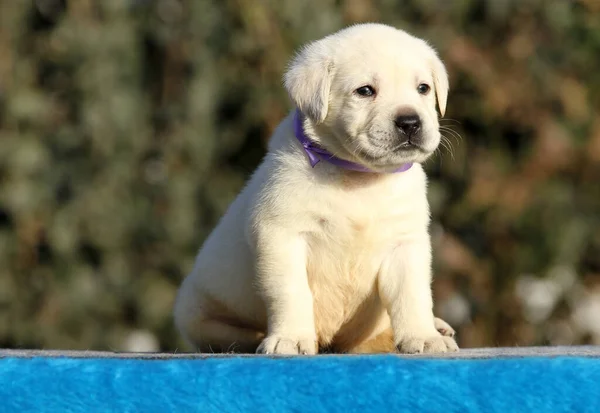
[1,347,599,413]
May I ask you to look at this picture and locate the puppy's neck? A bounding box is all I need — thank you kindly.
[338,168,392,189]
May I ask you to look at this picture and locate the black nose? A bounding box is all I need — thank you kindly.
[395,114,421,137]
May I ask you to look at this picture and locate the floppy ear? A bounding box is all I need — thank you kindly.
[284,43,333,124]
[430,51,449,117]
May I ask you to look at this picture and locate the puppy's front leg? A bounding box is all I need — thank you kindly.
[379,237,458,354]
[254,229,317,355]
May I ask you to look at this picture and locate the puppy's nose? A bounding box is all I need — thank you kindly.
[394,114,421,137]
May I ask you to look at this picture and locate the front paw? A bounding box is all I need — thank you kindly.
[434,317,456,337]
[256,335,317,355]
[396,332,459,354]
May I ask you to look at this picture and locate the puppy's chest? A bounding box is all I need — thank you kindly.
[305,187,426,277]
[316,184,424,241]
[304,188,426,334]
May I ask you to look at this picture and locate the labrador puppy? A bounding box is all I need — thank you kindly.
[174,23,459,354]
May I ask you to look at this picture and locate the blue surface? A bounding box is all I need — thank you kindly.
[1,354,600,413]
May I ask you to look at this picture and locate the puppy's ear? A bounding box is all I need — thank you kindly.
[284,44,333,123]
[429,51,449,117]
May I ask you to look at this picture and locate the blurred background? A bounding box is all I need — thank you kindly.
[0,0,599,352]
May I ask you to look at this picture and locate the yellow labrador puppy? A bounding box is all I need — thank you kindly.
[174,23,458,354]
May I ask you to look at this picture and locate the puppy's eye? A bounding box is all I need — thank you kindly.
[417,83,431,95]
[356,85,376,97]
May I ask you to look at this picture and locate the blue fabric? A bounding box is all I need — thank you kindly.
[1,355,599,412]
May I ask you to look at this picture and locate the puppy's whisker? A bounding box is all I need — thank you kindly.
[439,135,456,160]
[438,125,459,135]
[440,135,454,155]
[428,147,443,167]
[439,130,462,158]
[439,126,463,144]
[344,137,366,162]
[323,141,365,167]
[332,138,361,162]
[440,130,462,144]
[438,140,449,157]
[439,118,462,125]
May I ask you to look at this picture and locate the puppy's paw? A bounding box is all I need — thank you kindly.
[434,317,455,337]
[256,335,317,355]
[396,333,459,354]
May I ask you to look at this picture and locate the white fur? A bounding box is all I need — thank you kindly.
[174,23,458,354]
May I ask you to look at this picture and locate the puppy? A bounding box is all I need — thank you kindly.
[174,23,459,354]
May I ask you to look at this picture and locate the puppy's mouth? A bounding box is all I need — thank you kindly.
[357,139,430,159]
[356,145,421,162]
[390,140,426,153]
[353,146,416,168]
[345,135,437,170]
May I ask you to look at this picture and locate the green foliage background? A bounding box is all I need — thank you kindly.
[1,0,599,351]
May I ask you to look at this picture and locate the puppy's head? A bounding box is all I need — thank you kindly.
[284,24,448,171]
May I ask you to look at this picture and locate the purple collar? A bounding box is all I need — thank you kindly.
[293,110,412,173]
